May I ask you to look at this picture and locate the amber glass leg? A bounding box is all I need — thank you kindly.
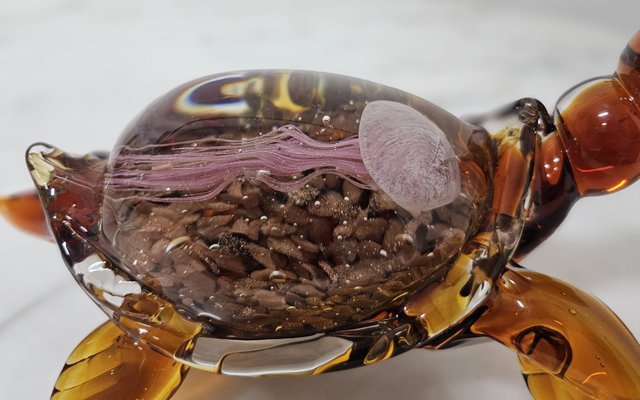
[0,190,50,239]
[52,321,190,400]
[471,266,640,400]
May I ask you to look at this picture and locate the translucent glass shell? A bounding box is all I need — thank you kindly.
[97,70,488,338]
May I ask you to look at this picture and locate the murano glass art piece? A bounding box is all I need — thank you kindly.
[2,31,640,400]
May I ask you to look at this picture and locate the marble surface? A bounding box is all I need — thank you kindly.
[0,1,639,399]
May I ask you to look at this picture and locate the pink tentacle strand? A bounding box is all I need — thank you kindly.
[106,124,376,202]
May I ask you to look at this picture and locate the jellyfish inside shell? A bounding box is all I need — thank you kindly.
[106,100,461,214]
[106,124,376,203]
[91,70,488,339]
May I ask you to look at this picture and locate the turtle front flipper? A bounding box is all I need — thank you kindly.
[52,321,190,400]
[471,265,640,399]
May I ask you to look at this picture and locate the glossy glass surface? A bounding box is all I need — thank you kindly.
[555,31,640,196]
[513,31,640,260]
[2,30,639,400]
[472,267,640,399]
[52,321,189,400]
[95,71,489,338]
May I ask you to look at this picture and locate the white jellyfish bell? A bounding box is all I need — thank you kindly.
[358,100,461,214]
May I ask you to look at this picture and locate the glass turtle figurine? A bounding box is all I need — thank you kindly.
[2,31,640,400]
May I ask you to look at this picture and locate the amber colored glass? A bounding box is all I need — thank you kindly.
[52,321,189,400]
[117,293,203,355]
[617,31,640,107]
[515,32,640,259]
[0,191,49,238]
[2,31,640,400]
[491,131,530,218]
[513,132,579,261]
[472,267,640,399]
[556,31,640,196]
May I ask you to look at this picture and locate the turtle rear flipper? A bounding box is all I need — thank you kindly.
[0,191,49,239]
[52,321,189,400]
[472,266,640,399]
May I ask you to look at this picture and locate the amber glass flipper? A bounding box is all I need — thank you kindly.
[52,321,189,400]
[472,266,640,399]
[0,190,50,239]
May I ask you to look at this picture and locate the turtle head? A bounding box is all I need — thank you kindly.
[554,31,640,196]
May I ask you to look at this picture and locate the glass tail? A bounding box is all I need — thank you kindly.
[0,190,50,239]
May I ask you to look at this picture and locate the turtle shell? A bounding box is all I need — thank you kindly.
[97,70,489,339]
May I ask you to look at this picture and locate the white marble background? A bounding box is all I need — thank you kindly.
[0,1,639,399]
